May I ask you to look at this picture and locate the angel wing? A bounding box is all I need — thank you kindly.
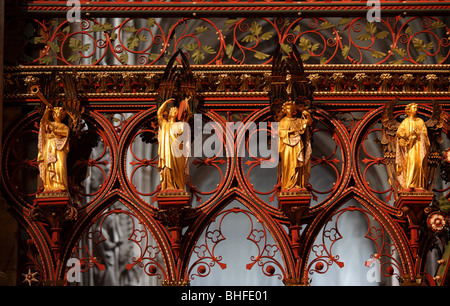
[178,50,198,118]
[381,98,401,138]
[425,100,445,149]
[380,98,401,195]
[43,71,60,106]
[285,45,315,109]
[35,71,59,116]
[60,72,95,202]
[62,71,84,133]
[66,126,101,202]
[425,100,445,189]
[268,44,288,122]
[140,50,197,143]
[155,50,179,112]
[139,52,179,144]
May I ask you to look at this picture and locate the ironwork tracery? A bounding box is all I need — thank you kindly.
[2,0,450,287]
[3,91,449,285]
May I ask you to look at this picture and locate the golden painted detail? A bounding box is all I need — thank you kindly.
[278,101,313,191]
[4,65,450,101]
[395,103,430,190]
[37,106,70,193]
[381,98,444,198]
[279,190,311,197]
[283,276,310,286]
[31,73,84,198]
[157,191,190,198]
[157,98,191,191]
[35,191,71,199]
[162,279,190,286]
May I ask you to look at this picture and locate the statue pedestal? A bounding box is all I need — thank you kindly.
[396,190,433,258]
[156,190,190,210]
[278,189,311,260]
[31,192,77,259]
[156,190,196,259]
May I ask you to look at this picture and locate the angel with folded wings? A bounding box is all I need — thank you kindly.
[381,99,444,196]
[142,50,197,191]
[269,44,315,191]
[33,72,84,194]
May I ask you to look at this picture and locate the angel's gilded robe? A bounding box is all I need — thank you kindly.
[37,119,70,192]
[158,119,189,191]
[278,116,311,190]
[396,116,430,190]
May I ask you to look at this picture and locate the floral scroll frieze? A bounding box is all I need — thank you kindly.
[4,66,450,100]
[5,16,450,67]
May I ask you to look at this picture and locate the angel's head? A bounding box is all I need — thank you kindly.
[168,106,179,121]
[405,103,418,118]
[52,107,66,122]
[282,100,297,118]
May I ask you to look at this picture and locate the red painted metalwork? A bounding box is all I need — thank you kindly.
[4,16,450,66]
[8,1,450,20]
[3,89,449,285]
[187,205,285,282]
[2,0,450,287]
[72,206,168,282]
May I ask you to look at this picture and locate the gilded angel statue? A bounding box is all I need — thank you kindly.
[32,72,84,195]
[157,97,191,191]
[395,103,430,190]
[37,105,71,192]
[269,44,315,191]
[140,50,197,191]
[381,99,444,196]
[278,101,313,190]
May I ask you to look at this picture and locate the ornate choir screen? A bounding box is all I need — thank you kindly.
[2,1,450,286]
